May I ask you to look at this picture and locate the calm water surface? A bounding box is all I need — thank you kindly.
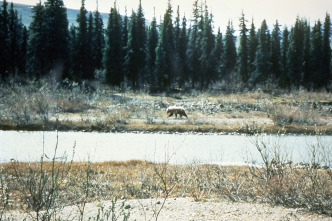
[0,131,331,164]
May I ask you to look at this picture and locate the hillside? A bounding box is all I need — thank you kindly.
[0,1,109,27]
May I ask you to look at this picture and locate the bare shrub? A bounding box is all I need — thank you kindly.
[9,133,75,221]
[298,136,332,214]
[247,135,332,215]
[56,80,92,113]
[98,105,132,129]
[70,161,94,221]
[268,101,324,126]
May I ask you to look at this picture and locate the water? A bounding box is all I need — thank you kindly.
[0,130,331,164]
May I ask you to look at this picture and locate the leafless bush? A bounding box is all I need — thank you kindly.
[238,123,263,135]
[70,160,93,221]
[298,136,332,214]
[247,135,332,215]
[97,105,132,129]
[9,133,75,221]
[205,165,248,202]
[268,102,324,126]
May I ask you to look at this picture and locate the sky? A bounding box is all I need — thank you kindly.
[9,0,332,33]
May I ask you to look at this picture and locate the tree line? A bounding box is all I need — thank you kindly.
[0,0,331,91]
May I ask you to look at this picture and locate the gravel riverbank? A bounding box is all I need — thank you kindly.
[6,197,332,221]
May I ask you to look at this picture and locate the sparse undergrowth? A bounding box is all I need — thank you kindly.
[0,79,331,135]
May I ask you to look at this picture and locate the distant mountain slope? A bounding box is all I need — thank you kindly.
[0,1,109,27]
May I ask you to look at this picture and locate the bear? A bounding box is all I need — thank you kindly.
[166,106,188,118]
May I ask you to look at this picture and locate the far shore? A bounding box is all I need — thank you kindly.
[1,81,331,135]
[0,118,331,135]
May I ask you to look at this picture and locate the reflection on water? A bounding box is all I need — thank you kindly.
[0,131,331,164]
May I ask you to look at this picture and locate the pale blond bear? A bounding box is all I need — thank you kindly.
[166,106,188,118]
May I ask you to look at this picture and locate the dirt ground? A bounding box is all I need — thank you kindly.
[6,197,332,221]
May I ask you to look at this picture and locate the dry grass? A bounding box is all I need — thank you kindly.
[0,79,331,134]
[1,158,331,216]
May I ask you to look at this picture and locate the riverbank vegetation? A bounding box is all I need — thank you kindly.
[0,78,331,134]
[0,135,331,220]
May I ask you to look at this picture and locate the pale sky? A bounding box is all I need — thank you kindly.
[9,0,332,33]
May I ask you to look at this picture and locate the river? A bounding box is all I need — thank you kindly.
[0,130,331,165]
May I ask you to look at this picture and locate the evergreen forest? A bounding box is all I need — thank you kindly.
[0,0,331,92]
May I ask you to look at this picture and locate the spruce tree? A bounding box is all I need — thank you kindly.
[255,19,271,83]
[322,13,331,88]
[72,0,89,81]
[174,6,182,86]
[122,9,128,66]
[135,0,147,86]
[238,11,249,83]
[8,2,20,75]
[178,15,188,87]
[93,9,104,71]
[302,20,311,89]
[187,0,201,88]
[104,3,123,86]
[124,1,146,89]
[18,25,28,75]
[86,12,95,78]
[271,20,282,81]
[155,0,174,89]
[199,5,215,88]
[124,11,138,88]
[248,19,258,77]
[27,2,47,78]
[212,27,223,81]
[174,6,181,51]
[280,27,289,88]
[311,20,323,88]
[287,17,305,88]
[68,24,76,79]
[0,0,9,79]
[224,20,237,76]
[44,0,69,80]
[147,12,158,85]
